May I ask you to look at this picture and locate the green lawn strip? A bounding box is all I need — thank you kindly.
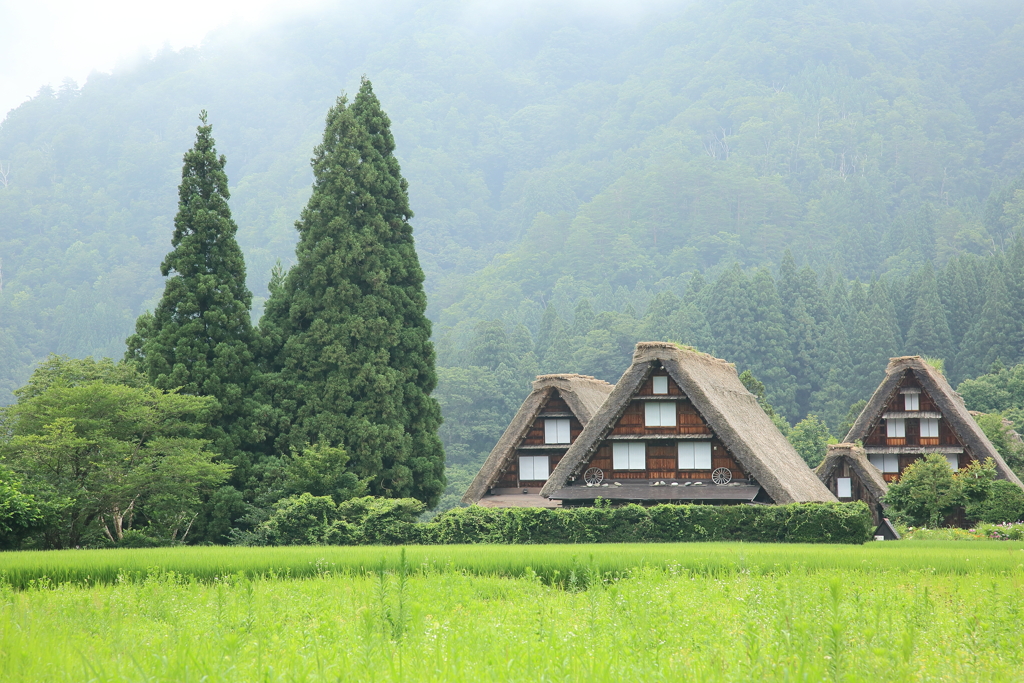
[2,541,1023,589]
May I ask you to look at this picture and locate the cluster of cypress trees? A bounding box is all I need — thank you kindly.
[126,81,444,541]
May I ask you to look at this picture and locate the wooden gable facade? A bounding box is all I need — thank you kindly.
[491,390,584,490]
[845,356,1024,489]
[857,370,966,481]
[582,367,747,484]
[462,374,614,507]
[542,342,836,505]
[815,443,889,525]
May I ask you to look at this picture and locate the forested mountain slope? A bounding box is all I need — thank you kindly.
[3,0,1024,505]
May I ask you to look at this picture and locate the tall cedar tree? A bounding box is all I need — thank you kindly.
[126,112,255,477]
[258,80,445,506]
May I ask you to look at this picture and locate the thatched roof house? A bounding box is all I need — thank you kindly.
[540,342,836,504]
[815,443,889,524]
[462,373,614,507]
[845,356,1024,488]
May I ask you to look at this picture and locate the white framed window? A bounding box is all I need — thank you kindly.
[518,455,549,480]
[678,442,712,470]
[920,418,939,438]
[904,393,920,411]
[652,376,669,395]
[946,455,960,470]
[613,442,646,470]
[869,454,900,473]
[886,418,905,438]
[544,418,571,444]
[837,477,852,498]
[645,401,676,427]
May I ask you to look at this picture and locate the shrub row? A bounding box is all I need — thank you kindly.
[249,495,874,545]
[417,501,874,545]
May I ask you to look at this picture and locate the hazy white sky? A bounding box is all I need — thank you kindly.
[0,0,328,120]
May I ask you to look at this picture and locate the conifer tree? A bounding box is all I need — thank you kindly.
[258,80,445,506]
[957,262,1020,380]
[905,263,952,361]
[125,111,254,473]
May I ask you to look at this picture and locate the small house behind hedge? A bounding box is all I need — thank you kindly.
[815,443,888,524]
[462,373,614,507]
[845,356,1024,489]
[540,342,836,505]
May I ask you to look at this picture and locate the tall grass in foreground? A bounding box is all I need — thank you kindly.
[1,541,1024,588]
[1,562,1022,682]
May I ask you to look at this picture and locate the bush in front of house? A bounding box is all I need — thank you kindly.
[966,480,1024,524]
[421,501,873,545]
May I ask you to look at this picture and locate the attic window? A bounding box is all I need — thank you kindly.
[544,419,571,444]
[904,393,920,411]
[837,477,852,498]
[519,455,549,480]
[652,376,669,394]
[677,442,712,470]
[869,454,899,473]
[645,402,676,427]
[613,442,646,470]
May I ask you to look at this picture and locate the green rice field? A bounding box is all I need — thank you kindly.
[2,542,1024,682]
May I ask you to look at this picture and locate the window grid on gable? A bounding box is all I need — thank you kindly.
[904,393,920,411]
[518,455,549,480]
[886,418,905,438]
[920,418,939,438]
[544,418,571,444]
[677,441,712,470]
[613,442,646,470]
[652,376,669,394]
[645,401,676,427]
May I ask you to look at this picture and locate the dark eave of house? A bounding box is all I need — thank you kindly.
[547,481,761,502]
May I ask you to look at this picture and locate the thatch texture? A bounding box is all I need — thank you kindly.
[541,342,836,503]
[815,443,889,510]
[461,374,614,504]
[845,356,1024,488]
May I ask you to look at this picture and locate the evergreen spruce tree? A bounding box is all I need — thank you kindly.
[125,111,255,477]
[471,320,513,371]
[849,301,900,399]
[257,80,445,506]
[905,263,953,361]
[683,271,709,308]
[747,268,798,420]
[957,262,1019,380]
[535,304,561,363]
[705,264,753,366]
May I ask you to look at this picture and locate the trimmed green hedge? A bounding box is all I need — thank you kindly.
[400,502,873,545]
[245,495,873,546]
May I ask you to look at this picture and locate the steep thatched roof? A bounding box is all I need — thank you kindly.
[541,342,836,503]
[816,443,888,502]
[461,374,614,504]
[845,356,1024,488]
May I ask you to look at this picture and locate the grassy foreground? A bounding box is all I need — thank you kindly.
[1,542,1023,682]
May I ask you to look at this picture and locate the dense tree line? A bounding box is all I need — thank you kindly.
[432,240,1024,512]
[3,0,1024,404]
[0,82,444,548]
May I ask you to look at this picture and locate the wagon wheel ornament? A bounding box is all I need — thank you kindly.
[711,467,732,485]
[584,467,605,485]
